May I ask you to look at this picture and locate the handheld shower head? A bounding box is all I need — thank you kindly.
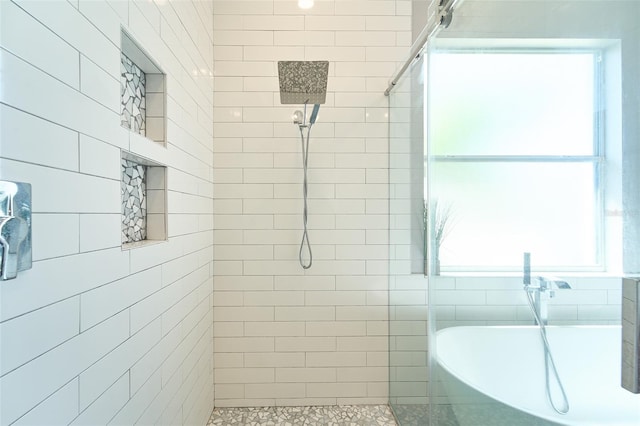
[309,104,320,125]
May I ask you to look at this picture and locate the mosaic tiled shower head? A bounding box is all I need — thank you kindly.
[277,61,329,104]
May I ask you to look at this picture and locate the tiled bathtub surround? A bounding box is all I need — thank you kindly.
[208,405,397,426]
[121,158,147,244]
[120,52,146,135]
[432,276,622,328]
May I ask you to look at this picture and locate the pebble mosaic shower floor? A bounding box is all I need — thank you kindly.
[207,405,397,426]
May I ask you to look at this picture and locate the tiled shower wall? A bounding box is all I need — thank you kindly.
[0,1,214,425]
[212,0,411,407]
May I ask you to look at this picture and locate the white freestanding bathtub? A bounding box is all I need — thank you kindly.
[435,326,640,426]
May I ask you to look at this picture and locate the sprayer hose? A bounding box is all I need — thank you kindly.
[525,290,570,415]
[298,125,312,269]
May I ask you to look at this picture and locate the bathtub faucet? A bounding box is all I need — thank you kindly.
[524,276,571,326]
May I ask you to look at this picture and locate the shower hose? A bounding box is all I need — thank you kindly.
[297,122,313,269]
[525,290,570,415]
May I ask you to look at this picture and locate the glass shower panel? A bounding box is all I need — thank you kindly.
[388,53,430,425]
[426,1,639,426]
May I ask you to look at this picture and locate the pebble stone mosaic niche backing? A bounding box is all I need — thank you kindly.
[208,405,397,426]
[121,159,147,244]
[120,52,146,135]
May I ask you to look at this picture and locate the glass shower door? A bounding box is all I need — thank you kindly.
[388,51,430,425]
[426,1,639,425]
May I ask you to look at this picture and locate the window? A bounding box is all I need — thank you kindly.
[428,49,606,271]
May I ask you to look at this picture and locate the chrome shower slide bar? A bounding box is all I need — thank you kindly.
[384,0,461,96]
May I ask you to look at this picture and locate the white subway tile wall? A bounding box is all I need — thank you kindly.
[0,0,214,425]
[212,0,411,407]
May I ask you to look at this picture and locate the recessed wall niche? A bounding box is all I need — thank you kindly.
[121,151,167,249]
[120,29,166,145]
